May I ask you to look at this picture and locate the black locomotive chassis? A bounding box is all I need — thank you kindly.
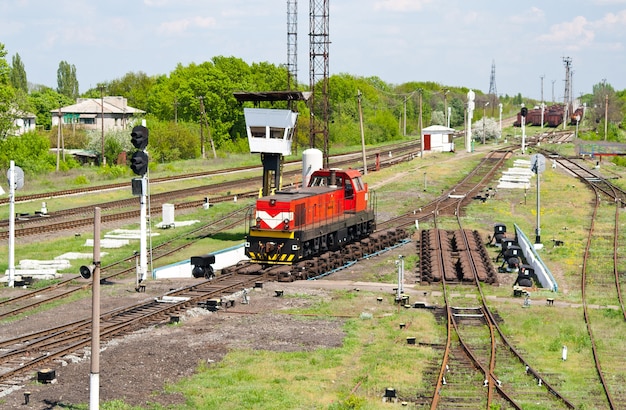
[247,209,376,264]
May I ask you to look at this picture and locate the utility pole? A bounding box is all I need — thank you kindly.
[56,109,62,171]
[605,93,609,140]
[541,74,545,130]
[358,90,367,174]
[418,89,423,135]
[403,95,407,136]
[418,89,423,157]
[100,85,106,166]
[482,102,489,144]
[198,96,206,159]
[562,57,572,130]
[90,208,101,410]
[443,89,449,127]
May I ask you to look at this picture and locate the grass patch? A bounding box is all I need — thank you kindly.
[165,290,440,409]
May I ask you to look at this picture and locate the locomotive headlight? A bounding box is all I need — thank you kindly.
[256,217,261,227]
[283,218,290,230]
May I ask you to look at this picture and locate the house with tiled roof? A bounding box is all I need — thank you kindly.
[51,96,144,131]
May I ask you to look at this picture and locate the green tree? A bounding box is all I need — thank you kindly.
[83,71,156,111]
[28,86,74,130]
[589,81,623,135]
[10,53,27,93]
[145,116,200,162]
[57,61,79,100]
[0,132,56,172]
[0,43,17,138]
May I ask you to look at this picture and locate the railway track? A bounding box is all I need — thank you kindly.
[0,206,250,321]
[0,141,421,240]
[549,153,626,409]
[377,148,512,232]
[0,270,274,391]
[421,181,576,409]
[0,140,419,207]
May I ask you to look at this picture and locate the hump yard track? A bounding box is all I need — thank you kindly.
[416,189,576,409]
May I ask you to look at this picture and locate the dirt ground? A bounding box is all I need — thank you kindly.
[0,242,423,410]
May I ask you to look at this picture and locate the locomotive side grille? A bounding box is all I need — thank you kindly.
[295,203,306,227]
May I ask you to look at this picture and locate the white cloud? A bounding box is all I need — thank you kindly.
[374,0,432,12]
[510,7,545,24]
[537,16,595,49]
[592,0,626,4]
[158,16,217,35]
[597,9,626,27]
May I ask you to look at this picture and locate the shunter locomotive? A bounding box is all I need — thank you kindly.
[244,167,376,266]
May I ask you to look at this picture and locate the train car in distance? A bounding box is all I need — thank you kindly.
[245,168,376,266]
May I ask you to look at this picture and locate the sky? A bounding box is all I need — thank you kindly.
[1,0,625,102]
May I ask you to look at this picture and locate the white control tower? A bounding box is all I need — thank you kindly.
[234,91,310,196]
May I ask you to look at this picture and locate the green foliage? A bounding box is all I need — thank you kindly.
[0,132,55,173]
[57,60,79,99]
[143,115,200,161]
[73,174,90,185]
[10,53,27,93]
[28,86,74,130]
[0,42,17,139]
[96,164,129,180]
[579,121,624,142]
[328,394,366,409]
[84,71,156,111]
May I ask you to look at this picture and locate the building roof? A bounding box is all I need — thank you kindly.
[51,96,145,115]
[421,125,455,134]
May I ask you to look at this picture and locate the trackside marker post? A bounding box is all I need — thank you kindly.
[90,207,101,409]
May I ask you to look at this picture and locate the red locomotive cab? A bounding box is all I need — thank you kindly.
[308,168,368,213]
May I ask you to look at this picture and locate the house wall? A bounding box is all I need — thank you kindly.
[51,113,131,131]
[13,117,37,135]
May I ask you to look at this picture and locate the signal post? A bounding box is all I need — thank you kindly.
[130,125,149,288]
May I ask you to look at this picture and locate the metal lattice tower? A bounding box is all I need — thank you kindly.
[488,60,497,112]
[287,0,298,90]
[488,60,497,96]
[309,0,330,167]
[563,57,572,126]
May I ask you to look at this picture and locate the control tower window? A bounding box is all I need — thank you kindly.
[270,127,284,139]
[250,126,266,138]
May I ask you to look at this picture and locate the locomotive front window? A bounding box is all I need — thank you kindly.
[353,177,364,191]
[310,175,344,187]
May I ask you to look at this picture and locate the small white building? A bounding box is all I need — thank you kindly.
[421,125,455,153]
[10,109,37,135]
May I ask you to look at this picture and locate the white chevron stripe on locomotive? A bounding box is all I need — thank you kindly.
[256,211,294,229]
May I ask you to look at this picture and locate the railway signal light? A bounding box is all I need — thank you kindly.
[130,151,149,175]
[130,125,149,150]
[190,254,216,279]
[79,264,95,279]
[521,107,528,117]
